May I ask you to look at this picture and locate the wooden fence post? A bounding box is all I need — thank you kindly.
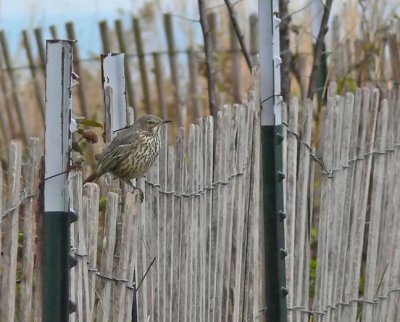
[0,31,29,144]
[99,21,111,53]
[22,30,45,121]
[20,138,40,322]
[34,28,46,68]
[132,17,152,114]
[43,39,75,322]
[230,20,242,102]
[153,52,167,119]
[114,19,137,114]
[0,140,22,322]
[187,48,202,119]
[66,22,89,117]
[49,25,58,39]
[164,13,184,126]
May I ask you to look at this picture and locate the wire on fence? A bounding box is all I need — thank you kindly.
[74,250,155,293]
[286,286,400,317]
[282,120,400,179]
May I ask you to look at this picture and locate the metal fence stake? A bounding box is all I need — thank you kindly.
[43,40,75,322]
[259,0,288,321]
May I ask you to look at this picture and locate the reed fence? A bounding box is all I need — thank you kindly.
[1,77,400,321]
[0,77,266,321]
[283,84,400,322]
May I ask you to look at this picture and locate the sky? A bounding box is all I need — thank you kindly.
[0,0,353,66]
[0,0,257,63]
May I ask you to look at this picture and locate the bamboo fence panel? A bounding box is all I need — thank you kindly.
[2,81,400,321]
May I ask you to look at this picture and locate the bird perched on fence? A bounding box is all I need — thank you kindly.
[84,115,171,202]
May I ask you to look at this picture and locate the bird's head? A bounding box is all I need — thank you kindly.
[137,115,171,134]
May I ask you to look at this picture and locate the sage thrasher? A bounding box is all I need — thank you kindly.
[84,115,170,201]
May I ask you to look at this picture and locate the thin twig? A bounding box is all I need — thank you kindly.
[223,0,253,71]
[307,0,333,99]
[198,0,217,117]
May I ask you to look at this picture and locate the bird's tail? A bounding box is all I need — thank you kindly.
[84,172,99,184]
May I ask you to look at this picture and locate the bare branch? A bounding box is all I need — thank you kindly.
[307,0,333,99]
[198,0,217,117]
[224,0,253,71]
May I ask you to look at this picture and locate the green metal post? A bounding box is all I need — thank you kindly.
[259,0,288,321]
[43,212,76,321]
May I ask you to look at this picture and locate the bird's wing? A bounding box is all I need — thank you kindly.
[96,130,140,174]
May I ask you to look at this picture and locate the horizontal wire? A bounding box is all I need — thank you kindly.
[287,287,400,316]
[73,250,154,293]
[144,166,247,197]
[282,121,400,179]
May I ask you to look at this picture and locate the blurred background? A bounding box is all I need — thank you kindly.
[0,0,399,151]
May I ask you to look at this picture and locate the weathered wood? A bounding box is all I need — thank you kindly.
[386,90,400,321]
[97,192,118,322]
[66,22,89,116]
[325,94,344,322]
[0,97,9,144]
[115,194,136,322]
[333,93,355,321]
[123,188,141,322]
[114,19,137,113]
[188,124,197,322]
[168,128,183,321]
[163,13,184,126]
[20,138,40,322]
[69,171,91,322]
[230,104,248,322]
[99,20,111,52]
[246,89,263,320]
[0,31,29,143]
[196,118,206,321]
[187,48,202,119]
[82,183,100,321]
[230,21,242,102]
[340,88,362,321]
[249,14,258,58]
[165,144,176,321]
[34,27,46,68]
[22,30,45,120]
[212,108,230,321]
[0,55,16,139]
[221,105,238,321]
[1,140,22,322]
[0,164,3,266]
[285,97,298,318]
[49,25,58,38]
[376,91,396,320]
[362,99,389,322]
[132,17,152,114]
[314,95,335,321]
[152,52,167,119]
[291,98,312,322]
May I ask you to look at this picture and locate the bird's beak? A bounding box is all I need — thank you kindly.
[162,120,172,124]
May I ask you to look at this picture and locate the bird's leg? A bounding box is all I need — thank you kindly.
[126,180,144,203]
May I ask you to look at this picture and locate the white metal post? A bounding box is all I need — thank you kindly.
[45,40,73,212]
[44,39,75,322]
